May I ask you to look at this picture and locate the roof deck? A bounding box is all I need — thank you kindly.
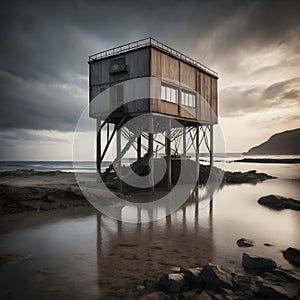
[89,37,218,78]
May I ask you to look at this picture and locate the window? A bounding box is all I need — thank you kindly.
[161,84,178,103]
[110,57,127,73]
[181,90,196,107]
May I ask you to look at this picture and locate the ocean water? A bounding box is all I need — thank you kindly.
[0,157,299,299]
[0,154,299,173]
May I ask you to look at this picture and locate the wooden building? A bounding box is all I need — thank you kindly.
[89,38,218,124]
[88,38,218,192]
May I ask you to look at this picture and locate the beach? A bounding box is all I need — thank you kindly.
[0,158,299,299]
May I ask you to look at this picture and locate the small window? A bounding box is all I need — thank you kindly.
[181,90,196,107]
[110,57,127,73]
[111,57,125,66]
[161,84,178,104]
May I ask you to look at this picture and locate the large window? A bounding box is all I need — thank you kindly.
[181,90,196,107]
[161,84,178,103]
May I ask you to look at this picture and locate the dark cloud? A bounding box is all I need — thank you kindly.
[0,0,300,134]
[0,69,87,131]
[192,1,300,72]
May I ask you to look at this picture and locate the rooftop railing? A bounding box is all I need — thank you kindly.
[89,37,218,77]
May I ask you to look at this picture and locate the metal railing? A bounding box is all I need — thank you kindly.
[89,37,218,77]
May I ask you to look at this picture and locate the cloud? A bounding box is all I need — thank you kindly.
[0,129,74,160]
[192,1,300,81]
[0,69,88,131]
[220,77,300,117]
[0,129,70,147]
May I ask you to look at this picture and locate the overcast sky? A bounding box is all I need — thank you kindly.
[0,0,299,160]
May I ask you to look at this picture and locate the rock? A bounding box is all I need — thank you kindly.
[136,285,146,291]
[158,272,186,293]
[282,247,300,267]
[199,263,232,289]
[39,268,49,274]
[170,266,181,273]
[204,291,228,300]
[138,291,171,300]
[217,287,235,298]
[183,267,204,288]
[242,253,277,272]
[182,290,198,299]
[188,291,212,300]
[223,169,275,184]
[143,279,156,289]
[259,283,298,299]
[264,243,274,247]
[232,273,262,290]
[271,268,300,284]
[236,238,254,248]
[0,253,32,264]
[258,194,300,211]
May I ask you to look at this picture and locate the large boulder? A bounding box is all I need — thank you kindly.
[283,247,300,267]
[199,263,232,289]
[258,195,300,211]
[259,283,298,300]
[242,253,277,272]
[182,267,204,288]
[158,272,186,293]
[236,238,254,248]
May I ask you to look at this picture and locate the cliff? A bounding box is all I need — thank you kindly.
[244,128,300,155]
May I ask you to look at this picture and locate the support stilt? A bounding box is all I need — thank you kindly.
[96,120,101,174]
[183,126,186,157]
[166,118,171,190]
[196,125,200,181]
[210,124,213,168]
[149,116,154,193]
[137,136,142,159]
[116,126,122,192]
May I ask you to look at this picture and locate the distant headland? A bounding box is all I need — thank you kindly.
[243,128,300,155]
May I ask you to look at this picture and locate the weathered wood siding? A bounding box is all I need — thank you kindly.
[89,46,218,123]
[150,47,218,124]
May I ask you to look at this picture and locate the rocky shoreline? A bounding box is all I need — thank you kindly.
[1,241,299,299]
[136,244,300,300]
[234,158,300,164]
[0,167,276,215]
[0,170,89,214]
[258,195,300,211]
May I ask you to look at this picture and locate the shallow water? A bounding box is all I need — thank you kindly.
[0,162,299,299]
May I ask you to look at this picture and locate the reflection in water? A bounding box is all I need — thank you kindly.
[96,186,215,298]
